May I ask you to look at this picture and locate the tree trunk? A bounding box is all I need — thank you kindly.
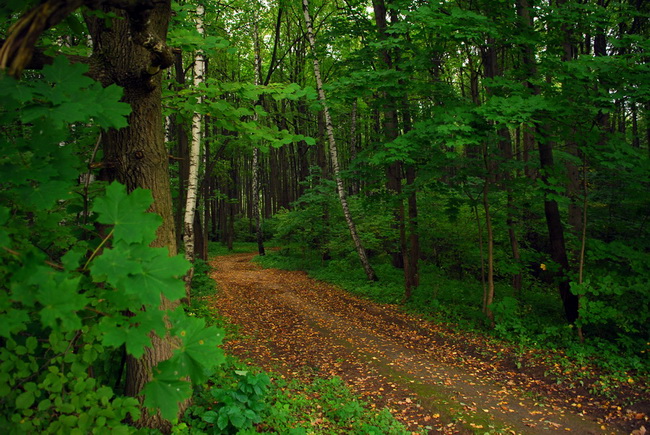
[252,19,265,255]
[482,180,495,325]
[182,4,206,298]
[516,0,579,323]
[86,1,180,430]
[172,50,190,251]
[372,0,404,271]
[349,99,360,195]
[302,0,377,281]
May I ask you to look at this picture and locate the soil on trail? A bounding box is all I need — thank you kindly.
[207,252,638,434]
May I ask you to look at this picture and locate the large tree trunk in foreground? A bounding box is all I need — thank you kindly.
[86,2,180,430]
[303,0,377,281]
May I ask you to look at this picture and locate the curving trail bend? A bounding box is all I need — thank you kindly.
[208,252,626,434]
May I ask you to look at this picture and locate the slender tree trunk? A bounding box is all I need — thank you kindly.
[516,0,579,323]
[482,180,495,325]
[182,4,206,298]
[401,100,419,300]
[470,193,487,302]
[172,50,190,251]
[349,99,360,195]
[302,0,377,281]
[252,20,265,255]
[373,0,404,270]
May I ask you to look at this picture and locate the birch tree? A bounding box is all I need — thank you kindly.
[302,0,377,281]
[182,4,206,296]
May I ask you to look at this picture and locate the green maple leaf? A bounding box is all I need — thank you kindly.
[41,57,94,97]
[124,310,167,357]
[90,243,143,286]
[0,303,28,338]
[101,319,128,349]
[124,246,189,304]
[142,378,192,422]
[90,84,131,129]
[19,180,73,210]
[92,182,161,244]
[125,328,153,358]
[169,316,225,383]
[38,277,86,331]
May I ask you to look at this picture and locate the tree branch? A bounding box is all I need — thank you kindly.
[0,0,171,78]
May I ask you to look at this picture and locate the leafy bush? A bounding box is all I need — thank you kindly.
[202,370,271,434]
[0,58,225,431]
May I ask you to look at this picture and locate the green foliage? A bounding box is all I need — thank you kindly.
[0,55,224,431]
[269,175,396,262]
[202,370,270,433]
[264,376,408,435]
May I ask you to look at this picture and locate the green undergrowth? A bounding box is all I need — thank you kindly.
[177,359,410,435]
[179,248,410,434]
[253,245,649,401]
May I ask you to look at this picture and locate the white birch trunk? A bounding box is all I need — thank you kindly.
[182,4,205,297]
[302,0,377,281]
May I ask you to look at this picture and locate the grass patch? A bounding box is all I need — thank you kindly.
[179,357,410,435]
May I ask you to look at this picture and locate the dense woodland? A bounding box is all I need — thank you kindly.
[0,0,649,432]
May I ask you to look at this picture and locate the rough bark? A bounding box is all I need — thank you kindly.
[302,0,377,281]
[85,2,180,430]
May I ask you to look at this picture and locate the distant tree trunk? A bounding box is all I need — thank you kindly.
[252,20,265,256]
[372,0,404,270]
[482,179,495,325]
[172,50,190,251]
[349,99,360,195]
[516,0,579,323]
[86,1,180,430]
[404,165,420,300]
[303,0,377,281]
[401,102,419,301]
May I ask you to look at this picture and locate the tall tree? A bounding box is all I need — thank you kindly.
[85,2,183,428]
[0,0,224,432]
[183,4,207,297]
[302,0,377,281]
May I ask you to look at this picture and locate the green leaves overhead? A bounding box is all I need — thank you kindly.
[164,79,317,150]
[0,56,130,130]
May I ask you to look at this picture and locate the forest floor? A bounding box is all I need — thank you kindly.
[206,252,647,434]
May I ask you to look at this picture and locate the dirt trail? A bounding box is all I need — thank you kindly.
[207,252,629,434]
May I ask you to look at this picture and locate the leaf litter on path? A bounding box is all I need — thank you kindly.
[207,252,644,434]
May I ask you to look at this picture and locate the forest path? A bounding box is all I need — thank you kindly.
[207,252,625,434]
